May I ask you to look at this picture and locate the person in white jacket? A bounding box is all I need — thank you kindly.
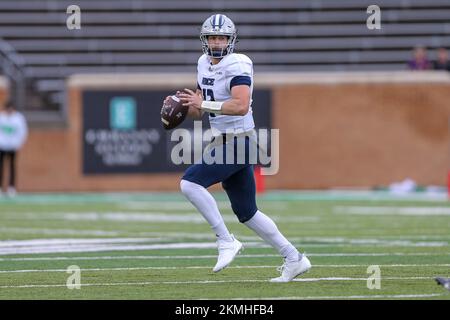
[0,101,28,196]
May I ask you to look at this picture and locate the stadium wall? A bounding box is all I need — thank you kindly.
[17,72,450,192]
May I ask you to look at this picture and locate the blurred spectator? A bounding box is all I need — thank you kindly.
[0,100,28,197]
[407,45,432,70]
[432,47,450,71]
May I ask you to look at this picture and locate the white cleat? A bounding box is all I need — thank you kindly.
[270,255,312,283]
[213,235,243,273]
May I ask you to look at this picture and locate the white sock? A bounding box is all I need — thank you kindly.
[180,179,233,242]
[244,210,300,262]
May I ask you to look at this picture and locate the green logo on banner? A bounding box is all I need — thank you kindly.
[110,97,136,130]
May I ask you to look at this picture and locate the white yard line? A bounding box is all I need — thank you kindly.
[0,264,449,274]
[0,240,271,255]
[0,237,447,255]
[0,252,447,261]
[120,201,288,211]
[2,242,447,255]
[119,201,198,211]
[63,212,207,223]
[0,276,436,289]
[1,228,449,243]
[0,211,318,223]
[0,227,121,236]
[334,206,450,216]
[0,238,161,247]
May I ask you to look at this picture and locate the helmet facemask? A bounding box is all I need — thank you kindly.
[200,34,236,58]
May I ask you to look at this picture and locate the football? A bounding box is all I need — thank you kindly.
[160,94,188,130]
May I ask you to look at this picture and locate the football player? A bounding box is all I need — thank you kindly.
[168,14,311,282]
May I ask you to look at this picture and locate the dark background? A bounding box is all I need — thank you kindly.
[82,89,271,174]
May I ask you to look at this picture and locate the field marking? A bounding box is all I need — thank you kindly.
[0,238,167,247]
[119,201,197,211]
[2,228,449,242]
[0,237,447,255]
[1,228,449,245]
[286,237,448,247]
[1,190,447,204]
[0,276,437,290]
[1,264,449,274]
[0,227,121,236]
[3,228,450,243]
[1,236,448,247]
[120,200,288,211]
[334,206,450,216]
[1,251,448,262]
[0,239,273,255]
[1,241,447,255]
[0,211,319,224]
[0,276,437,289]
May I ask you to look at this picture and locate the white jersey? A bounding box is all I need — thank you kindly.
[197,53,255,134]
[0,111,28,151]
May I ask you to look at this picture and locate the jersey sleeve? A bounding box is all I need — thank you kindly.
[197,54,206,91]
[17,113,28,148]
[225,55,253,90]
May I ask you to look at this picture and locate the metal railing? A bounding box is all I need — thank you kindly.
[0,38,26,111]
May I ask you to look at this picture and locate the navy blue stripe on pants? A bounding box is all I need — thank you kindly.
[181,136,258,223]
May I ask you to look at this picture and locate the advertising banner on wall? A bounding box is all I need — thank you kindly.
[82,90,271,175]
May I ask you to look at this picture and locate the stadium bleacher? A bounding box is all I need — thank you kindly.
[0,0,449,113]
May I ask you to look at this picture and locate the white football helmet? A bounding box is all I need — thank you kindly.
[200,14,237,58]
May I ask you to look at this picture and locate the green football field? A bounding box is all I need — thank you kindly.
[0,191,449,300]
